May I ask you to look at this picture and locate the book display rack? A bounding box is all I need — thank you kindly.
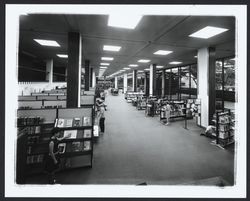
[159,100,186,121]
[16,107,94,184]
[211,109,235,149]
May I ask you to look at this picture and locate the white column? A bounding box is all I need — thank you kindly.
[92,71,96,87]
[115,76,118,89]
[197,47,209,128]
[149,64,156,96]
[123,73,128,93]
[46,59,53,83]
[77,35,82,107]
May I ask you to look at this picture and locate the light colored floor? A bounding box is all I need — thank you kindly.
[26,92,235,185]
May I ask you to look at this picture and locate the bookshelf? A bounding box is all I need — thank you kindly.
[211,109,235,149]
[159,100,186,121]
[16,107,94,183]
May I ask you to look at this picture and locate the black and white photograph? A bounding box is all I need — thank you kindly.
[4,3,247,198]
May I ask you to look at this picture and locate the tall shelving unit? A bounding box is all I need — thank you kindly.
[211,109,235,149]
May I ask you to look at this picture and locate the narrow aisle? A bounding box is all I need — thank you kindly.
[55,92,234,185]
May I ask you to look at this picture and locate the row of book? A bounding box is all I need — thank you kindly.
[58,141,91,153]
[54,117,91,128]
[24,125,54,135]
[26,154,44,164]
[58,129,92,139]
[18,116,42,126]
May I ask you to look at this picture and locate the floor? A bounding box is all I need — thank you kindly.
[26,92,235,185]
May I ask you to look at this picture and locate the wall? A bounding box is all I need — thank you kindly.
[18,82,67,95]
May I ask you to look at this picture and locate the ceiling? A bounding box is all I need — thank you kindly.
[18,14,235,77]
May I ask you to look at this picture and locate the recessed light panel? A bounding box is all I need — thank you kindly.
[129,64,138,67]
[103,45,121,52]
[169,61,182,65]
[100,66,108,69]
[101,57,114,61]
[138,59,150,63]
[57,54,68,58]
[156,66,164,69]
[108,14,142,29]
[100,63,110,66]
[154,50,173,55]
[34,39,60,47]
[144,68,150,71]
[189,26,229,39]
[123,67,131,70]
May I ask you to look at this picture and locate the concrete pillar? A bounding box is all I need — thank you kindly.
[84,60,90,91]
[132,70,137,92]
[149,64,157,96]
[65,67,67,82]
[123,73,128,93]
[46,59,53,83]
[90,67,93,88]
[144,72,149,96]
[198,47,216,127]
[115,76,118,89]
[92,71,96,87]
[161,69,166,97]
[67,32,82,108]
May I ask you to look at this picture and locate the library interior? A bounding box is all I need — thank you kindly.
[15,13,237,186]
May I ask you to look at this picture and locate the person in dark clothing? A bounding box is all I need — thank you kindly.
[44,128,71,184]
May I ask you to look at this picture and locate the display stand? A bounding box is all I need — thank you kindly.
[17,108,57,183]
[136,97,147,110]
[210,109,235,149]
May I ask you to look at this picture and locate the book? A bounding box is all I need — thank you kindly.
[83,129,92,138]
[71,142,83,152]
[58,143,66,154]
[83,141,91,151]
[64,130,77,139]
[65,119,73,127]
[57,118,65,127]
[82,117,91,126]
[76,130,84,138]
[73,118,81,127]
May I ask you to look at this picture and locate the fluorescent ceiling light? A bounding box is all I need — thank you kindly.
[103,45,121,52]
[101,57,114,61]
[108,14,142,29]
[120,70,126,72]
[169,61,182,65]
[129,64,138,67]
[138,59,150,63]
[194,56,197,58]
[34,39,60,47]
[144,68,150,71]
[57,54,68,58]
[156,66,164,69]
[189,26,229,39]
[100,63,110,66]
[123,67,131,70]
[100,66,108,69]
[138,70,144,73]
[154,50,173,55]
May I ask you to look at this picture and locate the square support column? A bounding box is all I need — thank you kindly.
[84,60,90,91]
[67,32,82,108]
[149,64,157,96]
[144,72,149,96]
[115,76,118,89]
[92,71,96,88]
[132,70,137,92]
[123,73,128,93]
[46,59,53,83]
[161,69,166,97]
[198,47,216,127]
[90,67,93,88]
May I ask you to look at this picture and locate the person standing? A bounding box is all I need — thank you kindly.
[165,102,171,125]
[44,128,70,184]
